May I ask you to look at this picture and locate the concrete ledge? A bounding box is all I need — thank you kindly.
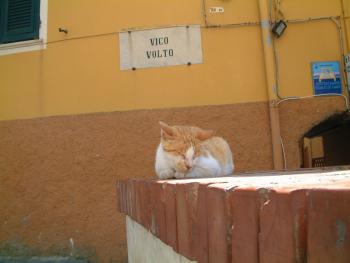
[118,169,350,263]
[126,216,196,263]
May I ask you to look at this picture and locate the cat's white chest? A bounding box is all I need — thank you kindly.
[155,144,176,179]
[188,154,222,177]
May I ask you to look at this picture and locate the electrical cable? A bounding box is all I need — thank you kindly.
[276,93,350,111]
[280,136,287,170]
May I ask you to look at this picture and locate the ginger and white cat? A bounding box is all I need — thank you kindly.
[155,121,234,179]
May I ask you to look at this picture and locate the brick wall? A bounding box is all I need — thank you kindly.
[118,169,350,263]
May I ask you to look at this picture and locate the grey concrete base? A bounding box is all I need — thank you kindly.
[126,216,196,263]
[0,257,86,263]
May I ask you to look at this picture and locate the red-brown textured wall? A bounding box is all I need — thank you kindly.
[0,98,344,262]
[0,102,272,263]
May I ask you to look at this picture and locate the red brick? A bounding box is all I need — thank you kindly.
[121,181,127,213]
[116,180,123,213]
[307,188,350,263]
[148,181,166,241]
[193,183,210,263]
[126,179,136,219]
[164,183,178,251]
[230,188,259,263]
[133,179,142,223]
[116,180,127,214]
[258,188,307,263]
[174,180,230,263]
[176,182,199,260]
[206,183,232,263]
[118,171,350,263]
[138,180,152,231]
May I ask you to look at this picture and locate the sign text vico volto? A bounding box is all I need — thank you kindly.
[119,25,203,70]
[146,36,174,59]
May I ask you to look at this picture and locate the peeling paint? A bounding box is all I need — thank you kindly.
[261,20,270,29]
[293,211,306,263]
[258,188,270,208]
[336,219,346,247]
[188,183,199,204]
[272,84,277,95]
[151,213,156,235]
[69,238,75,257]
[265,35,272,46]
[21,216,30,226]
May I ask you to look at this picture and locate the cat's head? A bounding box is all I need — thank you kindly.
[159,121,214,173]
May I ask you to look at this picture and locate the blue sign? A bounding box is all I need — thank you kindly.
[312,61,342,95]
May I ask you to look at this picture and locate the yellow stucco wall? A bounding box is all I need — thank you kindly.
[344,0,350,52]
[0,0,349,121]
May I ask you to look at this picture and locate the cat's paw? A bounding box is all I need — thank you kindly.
[174,172,186,179]
[175,160,189,173]
[157,169,175,179]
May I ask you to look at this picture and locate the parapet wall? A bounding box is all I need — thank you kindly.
[118,169,350,263]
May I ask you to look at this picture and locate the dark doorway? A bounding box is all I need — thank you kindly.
[301,111,350,168]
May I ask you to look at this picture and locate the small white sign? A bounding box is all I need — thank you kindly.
[119,26,203,70]
[346,53,350,91]
[209,7,225,13]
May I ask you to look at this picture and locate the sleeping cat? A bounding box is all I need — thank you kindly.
[155,121,234,179]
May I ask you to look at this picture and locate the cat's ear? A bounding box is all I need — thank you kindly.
[159,121,174,137]
[197,129,214,141]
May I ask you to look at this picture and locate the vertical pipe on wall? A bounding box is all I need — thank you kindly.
[258,0,284,170]
[340,0,349,52]
[340,0,350,99]
[330,17,350,100]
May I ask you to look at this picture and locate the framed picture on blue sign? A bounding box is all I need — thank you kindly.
[311,61,342,95]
